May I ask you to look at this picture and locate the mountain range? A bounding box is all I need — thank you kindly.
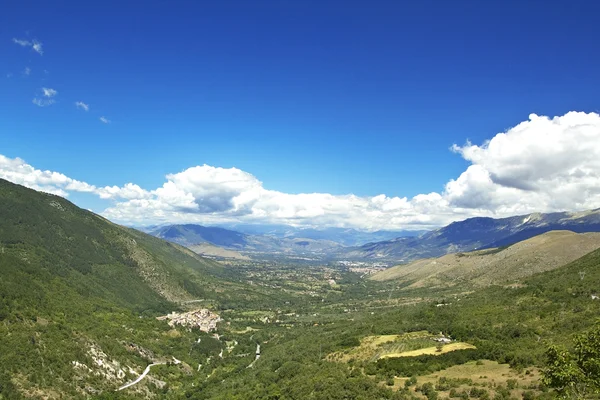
[150,224,344,259]
[340,209,600,262]
[147,223,421,250]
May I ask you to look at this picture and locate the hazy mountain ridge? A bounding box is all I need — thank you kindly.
[150,224,346,257]
[224,225,423,246]
[150,223,421,250]
[151,224,248,248]
[341,209,600,261]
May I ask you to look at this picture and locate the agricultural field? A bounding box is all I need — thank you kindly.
[395,360,544,399]
[327,331,455,362]
[379,342,477,359]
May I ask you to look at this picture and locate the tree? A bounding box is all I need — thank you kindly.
[543,322,600,399]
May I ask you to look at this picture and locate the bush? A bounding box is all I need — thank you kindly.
[419,382,438,400]
[522,391,535,400]
[404,375,417,388]
[506,379,518,390]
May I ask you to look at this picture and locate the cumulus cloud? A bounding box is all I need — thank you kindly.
[0,155,93,197]
[12,38,43,55]
[99,116,110,124]
[75,101,89,111]
[0,155,150,201]
[96,183,150,200]
[447,111,600,213]
[1,111,600,230]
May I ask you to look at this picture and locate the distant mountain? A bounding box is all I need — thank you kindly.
[151,224,344,258]
[340,209,600,262]
[370,230,600,288]
[219,224,423,246]
[151,224,248,248]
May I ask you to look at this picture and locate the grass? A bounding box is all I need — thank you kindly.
[327,331,457,362]
[379,342,476,358]
[393,360,542,398]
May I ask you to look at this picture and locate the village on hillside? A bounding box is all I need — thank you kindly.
[157,309,222,332]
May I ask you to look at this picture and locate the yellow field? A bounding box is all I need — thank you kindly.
[327,331,456,362]
[379,342,476,358]
[364,334,401,346]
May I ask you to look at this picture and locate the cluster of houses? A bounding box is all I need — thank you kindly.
[434,334,452,344]
[157,308,222,332]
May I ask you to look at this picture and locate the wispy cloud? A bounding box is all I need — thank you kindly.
[12,38,43,55]
[75,101,90,111]
[32,40,43,55]
[32,98,55,107]
[33,87,58,107]
[12,38,31,47]
[23,67,31,76]
[42,87,57,98]
[99,116,110,124]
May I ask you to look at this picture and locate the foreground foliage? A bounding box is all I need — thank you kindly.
[543,323,600,399]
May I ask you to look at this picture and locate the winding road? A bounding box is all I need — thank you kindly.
[118,363,165,391]
[117,358,182,391]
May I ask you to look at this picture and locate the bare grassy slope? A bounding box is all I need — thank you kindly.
[188,242,251,260]
[370,230,600,287]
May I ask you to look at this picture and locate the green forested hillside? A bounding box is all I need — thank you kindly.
[0,179,281,398]
[2,178,600,399]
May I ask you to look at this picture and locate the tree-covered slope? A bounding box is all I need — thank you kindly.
[0,179,271,398]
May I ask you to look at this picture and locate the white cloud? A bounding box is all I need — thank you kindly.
[75,101,90,111]
[12,38,31,47]
[96,183,150,200]
[12,38,43,55]
[32,87,58,107]
[0,155,91,197]
[23,67,31,76]
[42,87,57,97]
[32,98,55,107]
[99,116,110,124]
[446,111,600,213]
[32,40,43,55]
[1,111,600,230]
[0,155,150,201]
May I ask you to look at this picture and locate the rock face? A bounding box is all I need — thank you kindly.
[157,309,221,332]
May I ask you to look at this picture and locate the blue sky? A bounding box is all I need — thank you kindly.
[2,0,600,230]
